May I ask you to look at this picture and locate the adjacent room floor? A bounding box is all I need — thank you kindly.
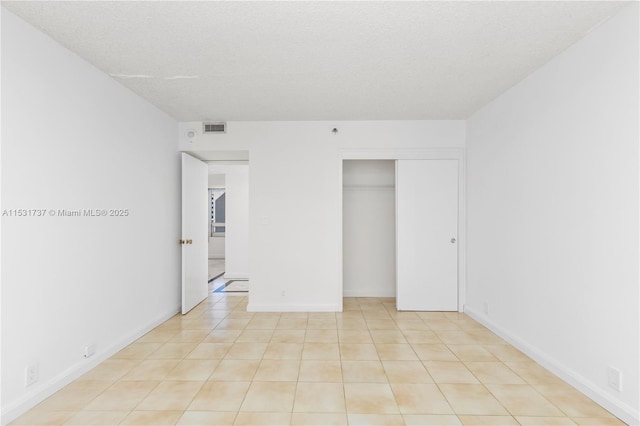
[10,294,624,425]
[208,259,225,282]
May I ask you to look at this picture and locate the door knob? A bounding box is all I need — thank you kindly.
[450,238,456,244]
[179,239,186,245]
[186,239,193,245]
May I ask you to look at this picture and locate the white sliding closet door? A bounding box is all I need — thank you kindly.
[396,159,458,311]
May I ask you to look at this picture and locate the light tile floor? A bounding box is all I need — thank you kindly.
[11,295,626,425]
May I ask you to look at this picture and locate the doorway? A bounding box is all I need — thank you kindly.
[181,150,250,306]
[342,160,396,297]
[207,162,249,285]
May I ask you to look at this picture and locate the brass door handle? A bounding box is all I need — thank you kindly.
[179,239,186,245]
[186,239,193,245]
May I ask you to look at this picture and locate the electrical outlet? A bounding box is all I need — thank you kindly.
[483,302,489,315]
[25,363,39,387]
[84,344,96,358]
[607,367,622,392]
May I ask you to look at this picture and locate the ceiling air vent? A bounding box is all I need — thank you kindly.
[203,122,226,134]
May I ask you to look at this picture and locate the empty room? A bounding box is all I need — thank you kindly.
[1,1,638,425]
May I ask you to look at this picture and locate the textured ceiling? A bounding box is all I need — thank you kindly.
[2,1,629,121]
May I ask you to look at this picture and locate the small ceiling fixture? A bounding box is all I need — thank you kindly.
[185,128,198,141]
[332,128,338,135]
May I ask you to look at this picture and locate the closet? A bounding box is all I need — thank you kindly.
[342,158,459,311]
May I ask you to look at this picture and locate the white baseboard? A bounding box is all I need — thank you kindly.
[343,289,396,298]
[464,306,639,426]
[247,303,341,312]
[1,306,179,425]
[224,273,248,280]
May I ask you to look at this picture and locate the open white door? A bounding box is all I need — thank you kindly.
[396,159,458,311]
[181,153,208,314]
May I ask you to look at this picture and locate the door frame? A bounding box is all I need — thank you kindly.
[339,148,466,312]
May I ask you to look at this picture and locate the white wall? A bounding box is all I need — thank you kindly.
[343,160,395,297]
[208,237,225,259]
[1,9,180,423]
[466,3,639,424]
[180,121,465,311]
[223,166,249,279]
[208,174,225,188]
